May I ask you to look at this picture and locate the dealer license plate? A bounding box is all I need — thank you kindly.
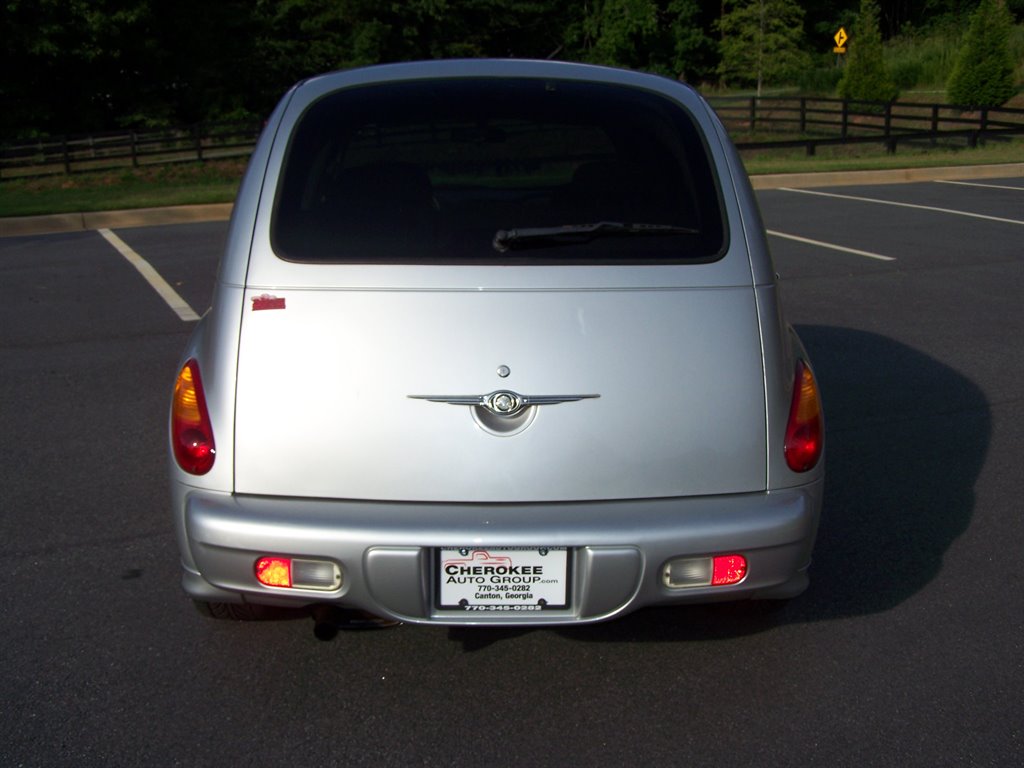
[437,547,570,612]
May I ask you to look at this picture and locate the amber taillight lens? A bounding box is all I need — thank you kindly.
[171,359,216,475]
[255,557,292,588]
[784,360,823,472]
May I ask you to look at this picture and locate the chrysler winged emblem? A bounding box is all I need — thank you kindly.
[409,390,599,418]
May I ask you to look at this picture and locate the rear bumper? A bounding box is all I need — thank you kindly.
[178,483,822,625]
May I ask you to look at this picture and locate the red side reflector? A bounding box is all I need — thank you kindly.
[171,359,216,475]
[712,555,747,586]
[255,557,292,588]
[252,294,285,311]
[784,360,823,472]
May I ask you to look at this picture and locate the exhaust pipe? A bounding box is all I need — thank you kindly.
[311,605,401,640]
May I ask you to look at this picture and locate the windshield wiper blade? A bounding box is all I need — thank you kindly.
[492,221,699,252]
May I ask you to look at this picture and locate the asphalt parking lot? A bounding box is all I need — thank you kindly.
[2,174,1022,766]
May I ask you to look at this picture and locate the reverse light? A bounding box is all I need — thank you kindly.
[255,557,342,591]
[171,359,216,475]
[663,555,748,588]
[784,360,823,472]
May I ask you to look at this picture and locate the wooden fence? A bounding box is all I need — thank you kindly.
[0,121,261,179]
[2,98,1023,179]
[709,96,1024,155]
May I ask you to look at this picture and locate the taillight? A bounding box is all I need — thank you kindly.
[663,554,748,588]
[171,359,216,475]
[784,360,823,472]
[255,557,292,588]
[711,555,748,586]
[254,557,342,590]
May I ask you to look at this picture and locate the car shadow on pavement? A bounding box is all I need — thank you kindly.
[788,324,990,621]
[543,325,991,646]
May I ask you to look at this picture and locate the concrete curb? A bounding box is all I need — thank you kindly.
[1,202,234,238]
[2,164,1021,238]
[748,162,1024,189]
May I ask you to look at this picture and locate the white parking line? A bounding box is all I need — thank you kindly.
[98,228,200,322]
[767,230,896,262]
[934,179,1024,192]
[779,187,1024,226]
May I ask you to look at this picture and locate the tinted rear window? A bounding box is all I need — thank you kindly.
[272,78,725,264]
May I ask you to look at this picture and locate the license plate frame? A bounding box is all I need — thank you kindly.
[435,547,570,613]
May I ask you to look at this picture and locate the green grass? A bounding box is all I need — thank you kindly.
[0,160,245,217]
[884,26,964,90]
[742,135,1023,175]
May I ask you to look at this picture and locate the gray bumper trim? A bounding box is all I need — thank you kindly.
[182,485,821,624]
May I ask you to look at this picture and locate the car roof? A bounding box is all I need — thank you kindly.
[293,58,709,113]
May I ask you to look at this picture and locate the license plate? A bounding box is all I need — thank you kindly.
[437,547,570,612]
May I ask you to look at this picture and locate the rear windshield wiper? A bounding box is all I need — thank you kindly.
[492,221,699,252]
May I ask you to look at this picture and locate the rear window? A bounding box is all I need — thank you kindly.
[272,78,725,264]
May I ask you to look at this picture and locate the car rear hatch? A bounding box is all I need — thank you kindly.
[231,71,767,503]
[232,280,765,502]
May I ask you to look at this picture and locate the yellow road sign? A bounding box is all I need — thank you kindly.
[834,27,848,48]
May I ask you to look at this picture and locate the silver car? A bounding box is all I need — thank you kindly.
[169,59,824,628]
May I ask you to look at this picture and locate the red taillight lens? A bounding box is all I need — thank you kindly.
[784,360,823,472]
[711,555,747,586]
[171,359,216,475]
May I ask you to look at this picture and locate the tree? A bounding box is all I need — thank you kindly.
[946,0,1017,108]
[563,0,713,79]
[577,0,659,67]
[838,0,900,103]
[1,0,157,137]
[716,0,809,96]
[664,0,716,81]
